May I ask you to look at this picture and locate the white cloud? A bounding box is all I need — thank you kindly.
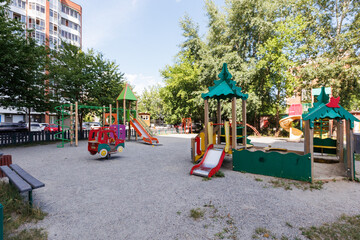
[124,73,163,95]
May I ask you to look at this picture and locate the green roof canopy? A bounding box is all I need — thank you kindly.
[302,86,359,128]
[117,84,138,101]
[201,63,248,100]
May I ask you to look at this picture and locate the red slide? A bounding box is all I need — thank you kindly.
[130,118,159,144]
[190,144,225,178]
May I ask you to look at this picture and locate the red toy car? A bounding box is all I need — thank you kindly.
[44,124,61,132]
[88,128,125,159]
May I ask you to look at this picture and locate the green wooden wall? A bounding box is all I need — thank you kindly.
[233,150,312,182]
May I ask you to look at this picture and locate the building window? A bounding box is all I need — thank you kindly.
[13,13,21,21]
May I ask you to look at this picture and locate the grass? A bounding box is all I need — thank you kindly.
[300,214,360,240]
[190,208,205,220]
[255,178,263,182]
[355,153,360,161]
[202,171,225,181]
[252,227,275,239]
[269,179,324,191]
[0,181,47,239]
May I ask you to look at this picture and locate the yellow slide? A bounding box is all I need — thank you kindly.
[279,115,303,140]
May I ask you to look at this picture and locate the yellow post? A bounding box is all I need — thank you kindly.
[208,122,213,145]
[224,121,230,153]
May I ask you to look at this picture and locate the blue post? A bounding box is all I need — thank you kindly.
[0,203,3,240]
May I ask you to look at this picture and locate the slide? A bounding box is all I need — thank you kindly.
[279,115,303,140]
[130,118,159,144]
[190,144,225,178]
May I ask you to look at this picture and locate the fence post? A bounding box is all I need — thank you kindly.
[0,203,3,240]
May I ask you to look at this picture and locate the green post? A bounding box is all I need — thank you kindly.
[28,191,33,207]
[0,203,3,240]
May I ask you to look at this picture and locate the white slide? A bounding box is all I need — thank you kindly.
[190,144,225,178]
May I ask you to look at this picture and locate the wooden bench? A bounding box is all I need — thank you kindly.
[0,164,44,206]
[313,137,337,155]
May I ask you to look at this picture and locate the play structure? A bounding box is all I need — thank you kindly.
[279,115,303,140]
[190,63,250,178]
[55,84,158,147]
[234,86,359,182]
[88,127,125,159]
[182,118,192,134]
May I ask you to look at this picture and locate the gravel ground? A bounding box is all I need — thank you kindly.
[2,135,360,240]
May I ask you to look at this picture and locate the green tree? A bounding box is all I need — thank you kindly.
[138,84,164,122]
[295,0,360,110]
[160,52,202,124]
[48,43,125,127]
[0,0,49,125]
[255,15,307,134]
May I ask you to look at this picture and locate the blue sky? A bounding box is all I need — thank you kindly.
[74,0,225,94]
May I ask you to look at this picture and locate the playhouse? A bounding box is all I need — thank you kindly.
[190,63,250,178]
[233,86,359,182]
[191,64,359,182]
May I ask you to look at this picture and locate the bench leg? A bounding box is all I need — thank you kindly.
[28,191,33,207]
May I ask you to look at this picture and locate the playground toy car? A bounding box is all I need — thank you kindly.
[88,128,125,159]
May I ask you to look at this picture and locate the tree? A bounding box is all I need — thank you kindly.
[48,43,125,127]
[294,0,360,110]
[138,84,164,122]
[0,0,49,125]
[254,15,307,135]
[87,50,125,108]
[160,52,202,124]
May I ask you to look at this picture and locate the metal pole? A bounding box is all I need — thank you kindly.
[75,102,78,147]
[109,104,112,126]
[0,203,3,240]
[70,104,73,146]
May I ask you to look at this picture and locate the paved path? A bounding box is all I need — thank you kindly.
[2,136,360,239]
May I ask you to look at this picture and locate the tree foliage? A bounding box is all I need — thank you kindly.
[0,0,48,113]
[148,0,360,130]
[138,84,164,122]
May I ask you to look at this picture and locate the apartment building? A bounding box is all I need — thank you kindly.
[0,0,82,124]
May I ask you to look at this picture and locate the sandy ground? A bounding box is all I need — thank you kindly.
[1,135,360,239]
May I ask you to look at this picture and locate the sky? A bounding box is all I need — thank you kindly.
[74,0,225,95]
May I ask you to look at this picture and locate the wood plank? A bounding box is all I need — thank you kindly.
[232,97,236,148]
[204,99,209,147]
[217,100,221,144]
[242,99,247,149]
[10,164,44,189]
[0,166,31,192]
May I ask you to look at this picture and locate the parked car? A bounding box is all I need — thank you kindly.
[39,123,49,131]
[44,124,61,132]
[26,122,42,132]
[82,122,101,130]
[0,122,28,132]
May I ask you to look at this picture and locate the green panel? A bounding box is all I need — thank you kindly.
[233,150,312,182]
[98,144,111,153]
[313,137,337,154]
[116,142,125,148]
[201,63,248,100]
[117,84,138,101]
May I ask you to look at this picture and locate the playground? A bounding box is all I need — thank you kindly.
[2,135,360,239]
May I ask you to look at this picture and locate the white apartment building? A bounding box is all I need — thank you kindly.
[0,0,82,123]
